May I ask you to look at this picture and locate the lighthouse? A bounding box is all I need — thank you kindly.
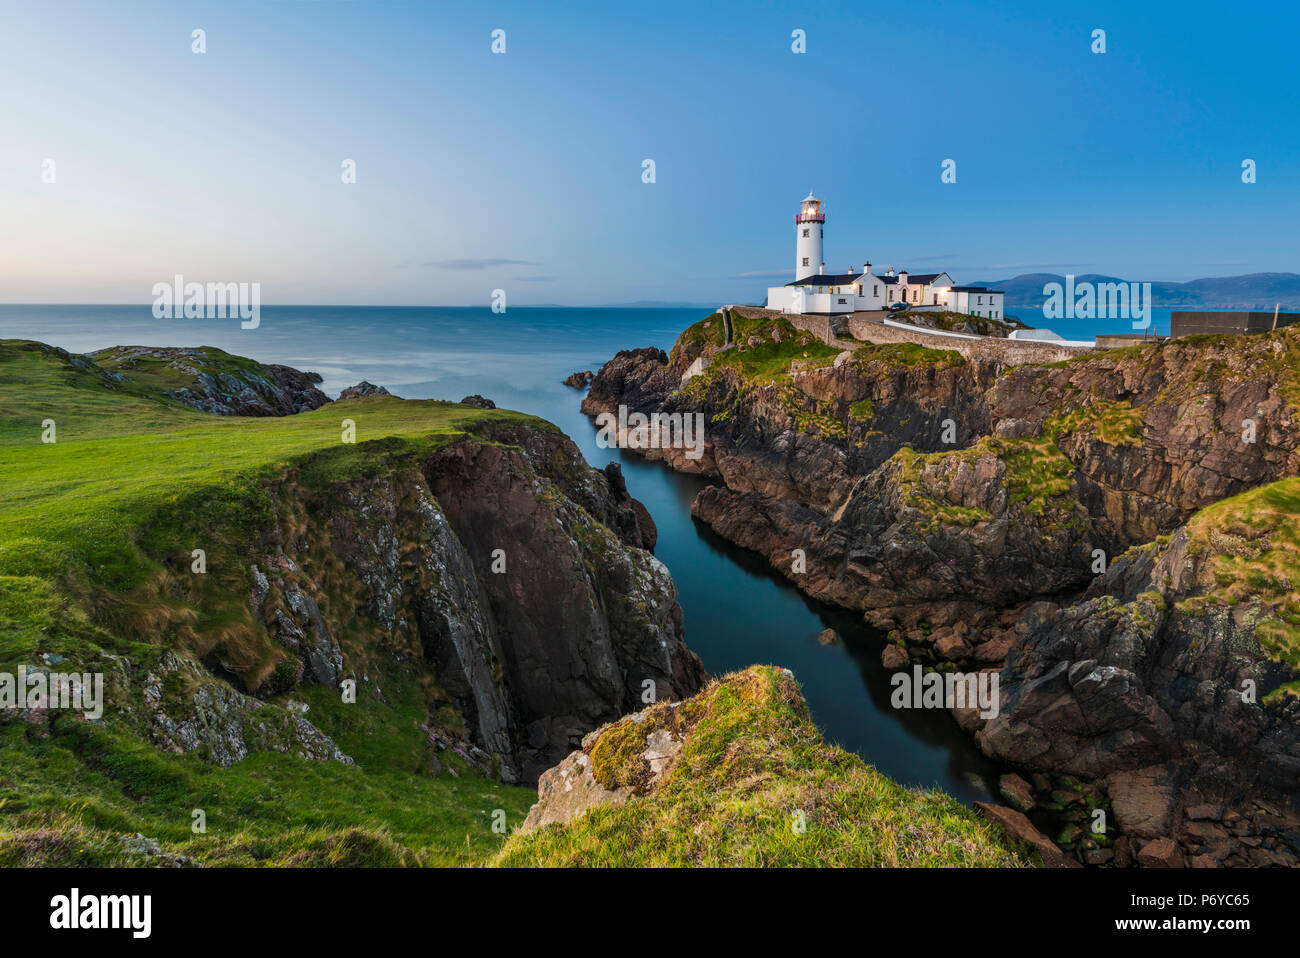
[794,191,824,281]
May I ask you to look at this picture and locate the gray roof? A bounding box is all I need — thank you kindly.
[788,273,867,286]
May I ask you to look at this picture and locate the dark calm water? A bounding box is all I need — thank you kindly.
[2,304,1009,804]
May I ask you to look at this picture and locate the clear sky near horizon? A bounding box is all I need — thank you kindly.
[1,0,1297,306]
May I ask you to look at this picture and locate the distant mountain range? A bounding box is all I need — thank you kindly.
[527,301,718,309]
[594,300,719,309]
[968,272,1300,309]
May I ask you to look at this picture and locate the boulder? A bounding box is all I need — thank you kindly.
[1185,804,1225,821]
[1136,836,1184,868]
[975,802,1080,868]
[998,773,1036,813]
[881,645,909,670]
[1106,766,1176,839]
[934,629,971,661]
[520,751,630,832]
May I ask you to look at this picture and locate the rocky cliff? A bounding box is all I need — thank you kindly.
[0,341,709,866]
[106,418,706,784]
[581,311,1300,865]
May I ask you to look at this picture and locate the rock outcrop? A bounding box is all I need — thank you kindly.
[581,310,1300,864]
[338,381,392,400]
[91,345,332,415]
[499,666,1029,867]
[586,320,1300,629]
[177,418,706,782]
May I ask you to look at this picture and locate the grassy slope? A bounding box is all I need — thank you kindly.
[673,312,842,384]
[495,666,1029,867]
[0,339,539,866]
[1184,478,1300,669]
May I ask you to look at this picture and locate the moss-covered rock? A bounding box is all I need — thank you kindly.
[498,666,1031,867]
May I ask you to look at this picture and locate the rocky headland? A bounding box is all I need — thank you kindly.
[577,308,1300,866]
[0,339,706,864]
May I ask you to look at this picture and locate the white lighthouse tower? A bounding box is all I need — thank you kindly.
[794,191,825,281]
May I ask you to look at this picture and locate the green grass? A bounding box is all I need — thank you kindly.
[1185,478,1300,667]
[849,396,876,420]
[889,433,1075,528]
[698,314,841,383]
[892,310,1025,336]
[90,344,271,396]
[846,341,965,372]
[0,341,543,591]
[494,666,1030,867]
[669,311,728,364]
[1000,435,1075,516]
[0,717,534,867]
[0,339,550,866]
[1051,398,1144,446]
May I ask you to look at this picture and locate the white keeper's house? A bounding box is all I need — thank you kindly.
[765,192,1005,319]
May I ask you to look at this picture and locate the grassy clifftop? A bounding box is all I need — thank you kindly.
[0,340,546,865]
[495,666,1030,867]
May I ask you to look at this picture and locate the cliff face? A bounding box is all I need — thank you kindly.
[10,421,705,785]
[586,321,1300,628]
[166,420,705,783]
[583,313,1300,865]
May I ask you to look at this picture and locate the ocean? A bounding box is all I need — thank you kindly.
[0,303,1136,804]
[1008,306,1175,341]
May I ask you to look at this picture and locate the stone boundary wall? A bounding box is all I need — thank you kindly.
[727,305,1099,365]
[847,316,1097,365]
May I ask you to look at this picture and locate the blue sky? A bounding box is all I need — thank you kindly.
[1,0,1296,305]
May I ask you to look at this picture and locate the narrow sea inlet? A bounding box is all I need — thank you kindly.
[0,303,1003,805]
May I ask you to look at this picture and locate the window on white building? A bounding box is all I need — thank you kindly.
[802,257,809,267]
[802,229,809,237]
[873,285,878,296]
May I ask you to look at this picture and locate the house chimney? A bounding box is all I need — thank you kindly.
[886,266,894,277]
[864,261,872,274]
[847,265,855,275]
[819,262,825,275]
